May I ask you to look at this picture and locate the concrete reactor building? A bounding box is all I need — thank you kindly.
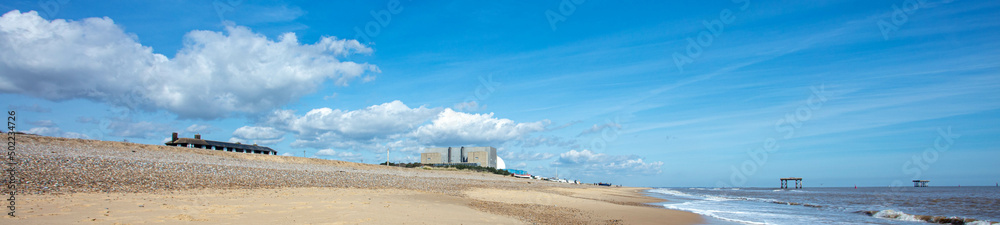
[421,146,498,168]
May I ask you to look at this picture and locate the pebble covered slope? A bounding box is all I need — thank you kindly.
[16,134,581,195]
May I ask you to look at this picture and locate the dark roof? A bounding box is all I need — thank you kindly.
[166,138,276,153]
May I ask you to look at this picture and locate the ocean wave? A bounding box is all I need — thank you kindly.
[704,195,734,201]
[662,204,767,225]
[653,189,823,208]
[650,189,698,198]
[718,196,824,208]
[649,188,736,201]
[858,209,999,224]
[767,200,823,208]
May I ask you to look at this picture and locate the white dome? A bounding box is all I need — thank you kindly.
[496,157,506,170]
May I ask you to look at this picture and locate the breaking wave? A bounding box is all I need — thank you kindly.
[858,210,999,225]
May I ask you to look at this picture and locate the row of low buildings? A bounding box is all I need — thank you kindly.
[165,132,277,155]
[163,133,512,170]
[164,134,541,180]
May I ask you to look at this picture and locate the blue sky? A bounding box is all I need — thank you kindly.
[2,0,998,187]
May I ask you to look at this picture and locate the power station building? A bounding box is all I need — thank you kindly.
[421,146,497,168]
[165,132,277,155]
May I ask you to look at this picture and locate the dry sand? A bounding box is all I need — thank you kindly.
[7,188,524,224]
[3,135,702,224]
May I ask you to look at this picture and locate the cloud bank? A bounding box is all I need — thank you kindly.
[411,109,549,146]
[552,149,664,175]
[258,101,549,153]
[0,10,378,119]
[229,126,286,145]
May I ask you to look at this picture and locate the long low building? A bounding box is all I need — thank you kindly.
[421,146,497,168]
[165,132,277,155]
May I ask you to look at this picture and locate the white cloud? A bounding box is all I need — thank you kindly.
[314,149,337,156]
[26,126,89,139]
[410,108,549,146]
[25,127,58,136]
[230,126,285,145]
[362,75,376,82]
[260,101,549,152]
[551,149,663,175]
[602,158,663,175]
[268,100,440,141]
[315,149,364,161]
[501,151,556,161]
[228,138,279,145]
[323,93,338,100]
[265,100,440,151]
[281,152,295,156]
[553,149,606,166]
[232,126,285,140]
[289,132,423,153]
[0,10,378,119]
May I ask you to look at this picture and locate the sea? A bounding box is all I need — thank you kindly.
[648,186,999,225]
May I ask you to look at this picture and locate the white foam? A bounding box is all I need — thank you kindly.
[663,204,767,225]
[650,189,698,198]
[704,195,734,201]
[872,210,924,222]
[870,209,999,225]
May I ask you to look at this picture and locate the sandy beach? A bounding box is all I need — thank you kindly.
[4,135,702,224]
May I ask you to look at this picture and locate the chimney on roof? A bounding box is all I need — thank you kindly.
[172,132,178,142]
[194,134,201,139]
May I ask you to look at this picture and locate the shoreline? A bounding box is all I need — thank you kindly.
[6,135,703,224]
